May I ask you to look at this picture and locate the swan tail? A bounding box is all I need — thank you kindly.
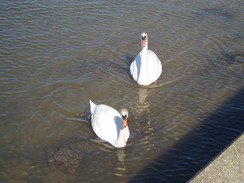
[89,100,97,114]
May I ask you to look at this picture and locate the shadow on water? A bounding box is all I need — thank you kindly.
[222,53,244,65]
[125,55,135,65]
[201,8,238,19]
[129,88,244,183]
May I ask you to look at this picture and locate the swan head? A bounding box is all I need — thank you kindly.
[141,32,148,48]
[117,108,130,148]
[120,109,129,128]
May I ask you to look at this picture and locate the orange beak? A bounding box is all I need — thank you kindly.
[122,117,128,127]
[141,39,146,47]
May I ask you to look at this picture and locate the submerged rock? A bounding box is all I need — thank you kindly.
[48,145,83,174]
[47,139,114,174]
[48,142,96,174]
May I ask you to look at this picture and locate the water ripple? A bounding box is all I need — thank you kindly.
[0,0,243,182]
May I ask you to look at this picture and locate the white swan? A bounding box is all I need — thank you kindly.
[89,100,130,148]
[130,32,162,85]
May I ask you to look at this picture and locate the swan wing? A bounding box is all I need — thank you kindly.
[130,53,141,81]
[147,50,162,82]
[91,104,121,145]
[89,100,97,114]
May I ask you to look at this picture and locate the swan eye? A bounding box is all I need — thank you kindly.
[141,35,147,40]
[122,115,126,119]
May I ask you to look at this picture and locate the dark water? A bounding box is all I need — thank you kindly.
[0,0,243,182]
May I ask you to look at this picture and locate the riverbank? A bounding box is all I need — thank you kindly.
[189,133,244,183]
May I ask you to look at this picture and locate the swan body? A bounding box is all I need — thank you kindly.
[130,32,162,85]
[89,100,130,148]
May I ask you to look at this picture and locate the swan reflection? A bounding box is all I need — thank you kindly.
[136,87,151,114]
[114,149,127,182]
[134,87,154,147]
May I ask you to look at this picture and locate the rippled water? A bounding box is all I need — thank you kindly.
[0,0,243,182]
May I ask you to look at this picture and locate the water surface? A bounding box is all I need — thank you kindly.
[0,0,243,182]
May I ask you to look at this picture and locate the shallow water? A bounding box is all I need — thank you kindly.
[0,0,243,182]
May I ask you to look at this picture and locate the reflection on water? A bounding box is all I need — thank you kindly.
[0,0,243,182]
[137,87,150,111]
[134,87,155,147]
[114,149,127,182]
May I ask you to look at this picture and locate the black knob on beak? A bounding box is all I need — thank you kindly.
[122,115,127,119]
[141,35,146,40]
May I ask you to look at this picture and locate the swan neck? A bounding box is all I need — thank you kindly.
[141,43,148,64]
[142,44,148,54]
[114,126,129,148]
[137,46,148,85]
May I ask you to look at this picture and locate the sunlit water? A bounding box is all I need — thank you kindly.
[0,0,243,182]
